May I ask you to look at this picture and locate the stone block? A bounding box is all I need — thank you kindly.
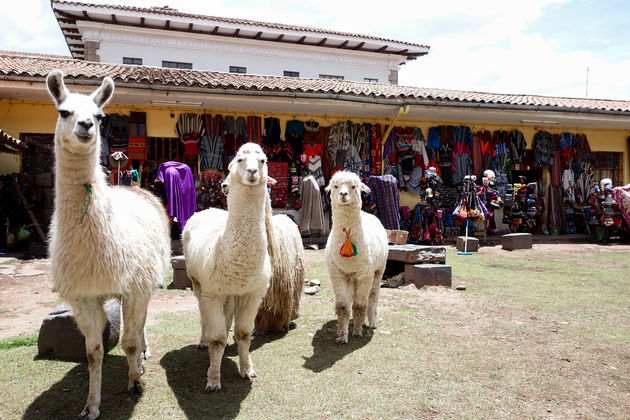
[456,236,479,252]
[404,264,452,288]
[388,244,447,264]
[171,255,187,270]
[173,268,192,289]
[38,299,120,360]
[502,233,533,251]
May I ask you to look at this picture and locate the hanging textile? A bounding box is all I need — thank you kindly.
[477,130,494,172]
[509,129,527,164]
[471,131,483,178]
[298,175,325,234]
[369,124,382,175]
[157,161,197,230]
[247,116,262,144]
[267,161,289,207]
[411,127,429,168]
[367,174,401,230]
[612,184,630,227]
[127,111,147,162]
[200,114,224,172]
[104,114,130,158]
[175,113,205,164]
[532,130,554,168]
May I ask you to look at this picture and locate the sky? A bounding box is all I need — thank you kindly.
[1,0,629,100]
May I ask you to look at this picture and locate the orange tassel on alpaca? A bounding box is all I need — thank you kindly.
[339,228,358,257]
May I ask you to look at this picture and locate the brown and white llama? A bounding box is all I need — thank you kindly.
[46,70,170,419]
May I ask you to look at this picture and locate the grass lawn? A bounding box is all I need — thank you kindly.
[1,246,629,419]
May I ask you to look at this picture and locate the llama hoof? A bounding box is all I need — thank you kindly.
[335,336,348,344]
[206,381,222,392]
[79,405,100,420]
[197,341,209,350]
[240,368,257,380]
[142,348,151,360]
[128,380,144,395]
[352,331,363,338]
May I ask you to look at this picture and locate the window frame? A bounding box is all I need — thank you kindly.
[162,60,193,70]
[283,70,299,78]
[319,74,344,80]
[123,57,142,65]
[229,66,247,74]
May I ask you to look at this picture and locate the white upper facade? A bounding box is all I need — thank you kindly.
[52,1,430,84]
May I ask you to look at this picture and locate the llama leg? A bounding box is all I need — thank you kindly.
[142,326,151,360]
[351,274,373,337]
[71,297,107,420]
[233,293,264,379]
[331,272,352,344]
[200,294,227,392]
[367,268,384,329]
[121,291,151,394]
[191,278,208,349]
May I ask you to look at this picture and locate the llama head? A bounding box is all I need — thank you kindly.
[46,70,114,154]
[325,170,370,208]
[226,142,275,187]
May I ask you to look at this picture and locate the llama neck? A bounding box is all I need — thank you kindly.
[53,136,106,223]
[222,184,268,255]
[331,204,362,233]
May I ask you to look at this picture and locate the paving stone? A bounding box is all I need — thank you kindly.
[388,244,447,264]
[38,299,120,360]
[456,236,479,252]
[404,264,452,288]
[502,233,533,251]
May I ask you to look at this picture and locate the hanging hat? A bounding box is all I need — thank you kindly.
[109,151,129,168]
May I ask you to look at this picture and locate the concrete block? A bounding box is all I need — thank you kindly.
[388,244,447,264]
[404,264,452,288]
[38,299,120,360]
[502,233,533,251]
[172,268,192,289]
[456,236,479,252]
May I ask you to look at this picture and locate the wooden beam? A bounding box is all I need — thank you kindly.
[233,28,240,37]
[375,45,388,53]
[62,28,80,34]
[140,17,145,27]
[338,40,348,49]
[111,14,117,24]
[66,35,82,40]
[255,31,263,40]
[187,23,193,32]
[164,20,170,29]
[276,34,284,42]
[353,41,365,50]
[82,11,90,20]
[398,49,409,55]
[212,26,219,35]
[297,36,306,44]
[317,38,327,46]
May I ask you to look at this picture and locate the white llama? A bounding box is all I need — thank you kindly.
[325,171,388,344]
[182,142,273,391]
[46,70,170,420]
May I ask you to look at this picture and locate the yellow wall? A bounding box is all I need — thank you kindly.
[1,99,628,194]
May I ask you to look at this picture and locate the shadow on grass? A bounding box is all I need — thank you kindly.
[302,320,372,373]
[23,355,140,419]
[160,345,251,419]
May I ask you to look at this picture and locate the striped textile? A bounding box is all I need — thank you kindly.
[367,174,400,230]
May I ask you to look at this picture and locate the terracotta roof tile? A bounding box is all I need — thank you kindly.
[1,50,629,114]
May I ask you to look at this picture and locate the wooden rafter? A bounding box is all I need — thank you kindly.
[140,17,145,27]
[276,34,284,41]
[212,26,219,35]
[353,41,365,50]
[375,45,388,53]
[111,14,117,24]
[317,38,327,46]
[187,23,193,31]
[255,31,262,39]
[233,28,240,37]
[164,20,170,29]
[297,36,306,44]
[338,40,348,48]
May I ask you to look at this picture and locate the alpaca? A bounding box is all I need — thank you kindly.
[254,200,305,334]
[183,142,274,391]
[325,171,388,344]
[46,70,170,420]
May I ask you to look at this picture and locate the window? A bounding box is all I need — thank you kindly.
[162,61,193,69]
[123,57,142,65]
[229,66,247,74]
[364,77,378,83]
[284,71,299,78]
[319,74,344,80]
[590,152,623,186]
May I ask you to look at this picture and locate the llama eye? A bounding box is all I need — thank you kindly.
[352,186,356,190]
[237,158,243,163]
[58,110,71,118]
[334,186,338,189]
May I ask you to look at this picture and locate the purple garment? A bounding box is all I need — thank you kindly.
[157,161,196,230]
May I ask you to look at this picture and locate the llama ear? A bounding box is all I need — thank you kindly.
[221,181,230,195]
[324,183,333,193]
[46,70,68,106]
[266,176,277,185]
[360,182,371,193]
[91,77,115,108]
